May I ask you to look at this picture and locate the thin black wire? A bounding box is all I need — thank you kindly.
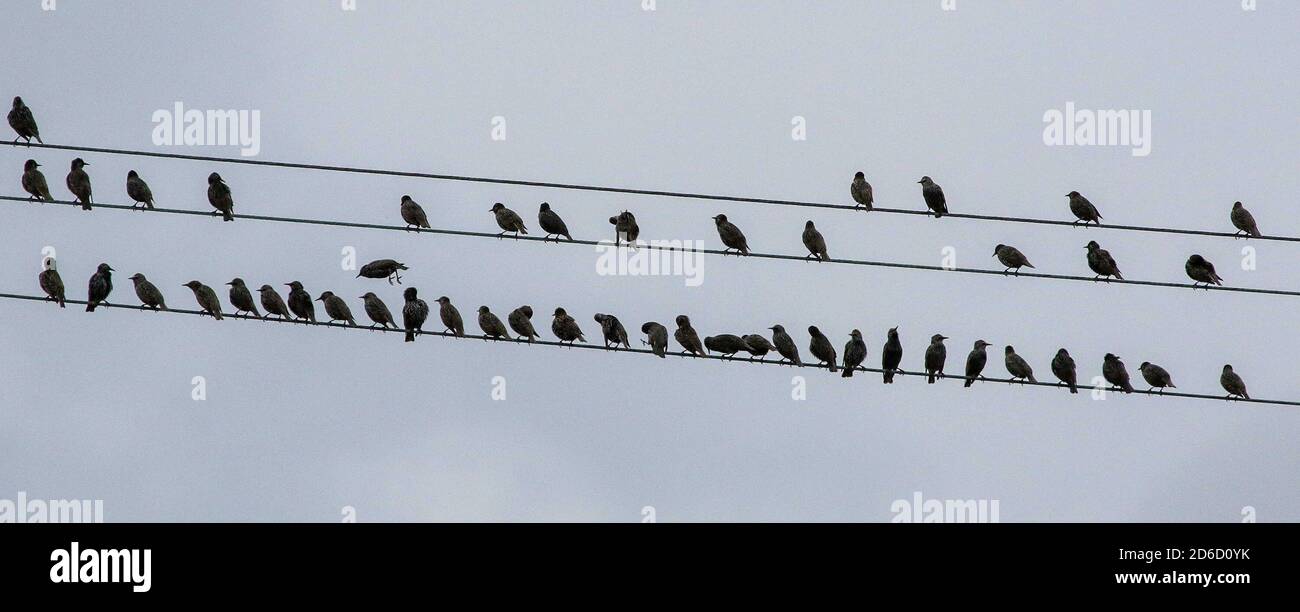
[3,140,1290,243]
[0,291,1289,407]
[5,195,1299,299]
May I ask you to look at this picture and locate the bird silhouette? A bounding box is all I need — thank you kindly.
[808,326,838,373]
[38,258,65,307]
[8,96,42,144]
[402,287,429,342]
[508,306,540,342]
[1067,191,1102,225]
[357,259,408,285]
[21,159,53,202]
[400,195,431,230]
[435,296,465,336]
[924,334,948,383]
[126,170,154,210]
[851,171,873,211]
[258,285,294,320]
[538,202,573,241]
[360,292,397,330]
[919,176,947,217]
[490,202,527,238]
[841,329,867,377]
[964,340,991,387]
[182,280,223,319]
[713,214,750,255]
[882,327,903,383]
[1230,202,1261,238]
[1051,349,1078,394]
[226,278,260,318]
[66,158,92,210]
[641,322,669,358]
[207,172,234,221]
[802,221,829,262]
[129,273,168,311]
[85,263,114,312]
[318,291,357,326]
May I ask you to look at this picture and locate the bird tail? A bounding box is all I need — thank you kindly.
[883,370,894,384]
[841,367,853,378]
[86,301,96,312]
[82,200,92,211]
[213,311,224,320]
[827,362,837,373]
[405,330,415,342]
[58,298,65,308]
[1028,375,1038,383]
[1114,272,1124,280]
[1251,229,1262,238]
[1068,383,1078,394]
[964,377,974,388]
[1123,384,1133,394]
[223,208,234,222]
[928,371,937,384]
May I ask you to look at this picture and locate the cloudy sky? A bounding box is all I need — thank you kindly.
[2,1,1297,521]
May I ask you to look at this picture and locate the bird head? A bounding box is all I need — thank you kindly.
[24,159,40,171]
[1188,254,1206,265]
[888,326,899,339]
[850,329,862,339]
[854,171,865,180]
[258,284,274,292]
[539,202,551,211]
[918,176,933,185]
[227,278,244,287]
[553,307,567,318]
[403,287,418,300]
[1085,240,1100,250]
[12,96,23,108]
[1066,190,1081,199]
[769,324,783,333]
[931,334,947,343]
[1232,201,1243,209]
[1223,364,1234,372]
[805,220,815,229]
[993,244,1006,256]
[641,322,659,334]
[1139,362,1152,370]
[128,273,144,282]
[401,195,413,203]
[182,281,202,290]
[713,214,728,224]
[316,291,334,301]
[70,158,88,169]
[807,325,821,336]
[127,170,139,179]
[592,313,606,322]
[974,340,990,349]
[1105,353,1119,361]
[519,305,533,318]
[1004,345,1015,354]
[478,306,490,314]
[286,281,303,290]
[97,263,114,273]
[208,172,223,184]
[360,292,376,300]
[1056,348,1070,357]
[435,296,451,305]
[490,202,504,213]
[41,257,56,271]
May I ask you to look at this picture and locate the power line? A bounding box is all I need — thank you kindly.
[3,140,1290,243]
[0,291,1288,407]
[5,195,1299,299]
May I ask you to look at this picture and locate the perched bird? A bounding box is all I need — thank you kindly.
[360,292,397,330]
[964,340,991,387]
[802,221,829,262]
[742,334,776,361]
[207,172,234,221]
[769,324,801,366]
[182,280,223,319]
[850,171,873,211]
[1139,362,1176,393]
[713,214,750,255]
[1220,365,1249,400]
[38,258,65,307]
[126,170,154,210]
[538,202,572,241]
[356,259,408,285]
[128,273,167,311]
[609,210,640,247]
[258,285,293,320]
[674,315,705,356]
[85,263,114,312]
[808,326,838,373]
[924,334,949,383]
[918,176,947,217]
[1067,191,1102,225]
[400,195,431,230]
[66,158,92,210]
[641,322,669,358]
[489,202,527,237]
[1085,241,1123,280]
[317,291,356,326]
[841,329,867,377]
[8,97,42,144]
[435,296,465,336]
[402,287,429,342]
[1230,202,1261,238]
[1185,254,1223,287]
[593,313,630,349]
[705,334,751,359]
[226,278,260,318]
[551,307,586,344]
[882,327,903,383]
[1102,353,1134,393]
[993,244,1034,275]
[508,306,540,342]
[478,306,510,340]
[1004,345,1037,383]
[1051,349,1079,394]
[285,281,316,322]
[22,160,53,202]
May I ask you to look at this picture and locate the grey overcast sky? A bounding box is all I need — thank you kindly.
[2,1,1297,522]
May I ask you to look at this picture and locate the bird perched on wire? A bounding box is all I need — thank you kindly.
[1004,345,1037,383]
[66,158,93,210]
[85,263,114,312]
[225,278,259,318]
[318,291,356,326]
[538,202,573,242]
[1102,353,1133,393]
[964,340,991,387]
[743,334,776,361]
[38,257,65,307]
[802,221,829,262]
[128,273,167,311]
[851,171,873,211]
[808,326,838,373]
[1085,241,1123,281]
[1138,362,1175,393]
[879,327,903,384]
[435,296,464,336]
[841,329,867,377]
[400,195,431,230]
[705,334,750,359]
[1220,365,1249,400]
[285,281,316,322]
[1230,202,1261,238]
[610,210,640,247]
[924,334,948,383]
[552,307,586,345]
[126,170,154,210]
[478,306,510,340]
[642,322,669,358]
[182,280,223,319]
[1185,254,1223,288]
[8,97,42,144]
[1067,191,1102,226]
[993,244,1034,275]
[402,287,429,342]
[1051,349,1078,394]
[258,284,293,321]
[356,259,408,285]
[594,313,631,349]
[489,202,527,238]
[674,315,705,356]
[713,214,750,255]
[207,172,234,221]
[918,176,947,217]
[508,306,540,342]
[22,159,53,202]
[360,292,396,330]
[769,324,800,366]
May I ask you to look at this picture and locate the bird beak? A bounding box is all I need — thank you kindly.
[107,266,115,271]
[225,282,233,286]
[355,272,362,278]
[916,180,923,183]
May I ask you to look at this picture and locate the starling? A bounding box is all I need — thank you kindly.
[882,327,903,383]
[713,214,750,255]
[642,322,669,358]
[8,96,41,144]
[841,329,867,377]
[705,334,750,359]
[226,278,260,318]
[594,313,631,349]
[85,263,114,312]
[435,296,465,336]
[128,273,167,311]
[400,195,431,230]
[182,280,223,319]
[964,340,991,387]
[552,307,586,344]
[38,258,65,307]
[66,158,93,210]
[360,292,397,330]
[1230,202,1261,238]
[402,287,429,342]
[489,202,527,238]
[317,291,357,326]
[674,315,705,356]
[1051,349,1079,394]
[508,305,540,342]
[1185,254,1223,288]
[1102,353,1134,393]
[258,285,293,321]
[207,172,234,221]
[478,306,510,340]
[609,210,640,247]
[851,171,873,211]
[769,324,801,366]
[356,259,408,285]
[126,170,154,210]
[808,326,838,373]
[1085,241,1123,281]
[21,160,53,202]
[802,221,829,262]
[1004,345,1037,383]
[285,281,316,322]
[1138,362,1176,393]
[918,176,947,217]
[993,244,1034,275]
[1067,191,1102,225]
[742,334,776,361]
[1220,365,1249,400]
[924,334,948,383]
[538,202,573,242]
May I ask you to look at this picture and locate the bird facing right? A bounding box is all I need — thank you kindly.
[66,158,93,210]
[508,306,540,342]
[38,257,65,307]
[207,172,235,221]
[22,159,53,202]
[882,327,903,383]
[85,263,114,312]
[964,340,991,387]
[924,334,948,383]
[841,329,866,377]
